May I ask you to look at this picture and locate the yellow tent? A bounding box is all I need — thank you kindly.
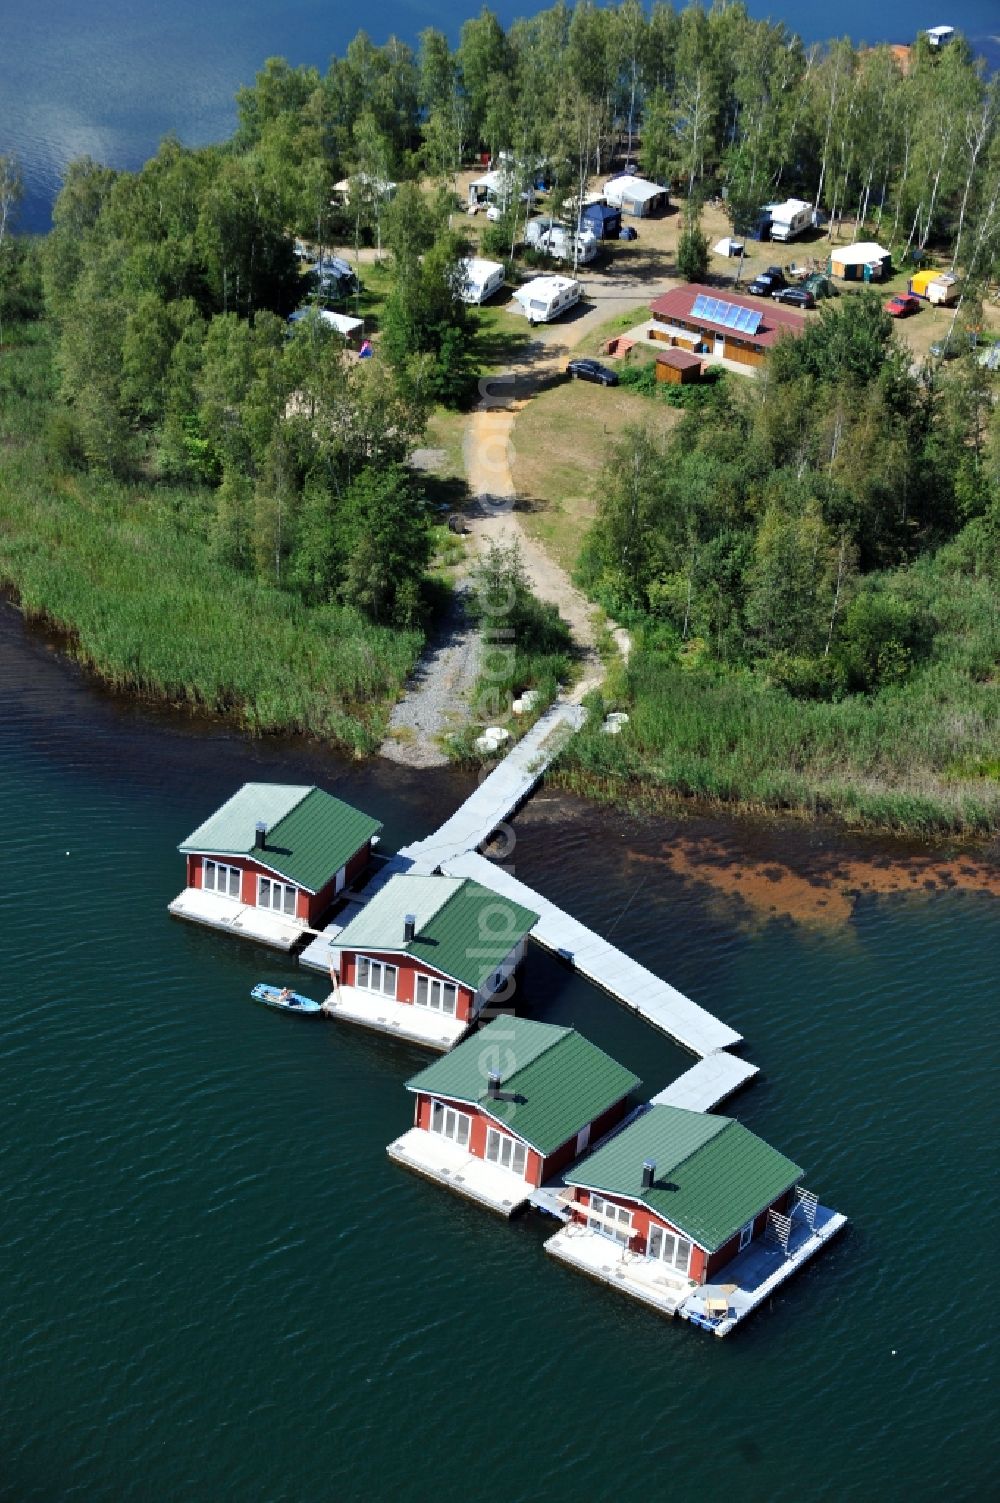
[909,269,938,298]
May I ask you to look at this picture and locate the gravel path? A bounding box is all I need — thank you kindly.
[379,583,482,767]
[381,259,642,767]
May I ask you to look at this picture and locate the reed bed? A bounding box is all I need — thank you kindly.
[0,329,421,751]
[561,647,1000,834]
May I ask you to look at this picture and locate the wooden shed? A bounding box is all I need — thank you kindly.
[655,349,702,385]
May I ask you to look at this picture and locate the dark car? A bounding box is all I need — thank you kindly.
[566,357,619,386]
[748,268,786,296]
[773,287,815,309]
[618,225,638,241]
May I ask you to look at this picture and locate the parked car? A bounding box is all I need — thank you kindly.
[886,293,920,318]
[618,225,638,241]
[748,267,787,296]
[566,357,619,386]
[773,287,815,308]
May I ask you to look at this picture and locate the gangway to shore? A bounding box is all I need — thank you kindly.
[399,700,586,873]
[439,849,743,1057]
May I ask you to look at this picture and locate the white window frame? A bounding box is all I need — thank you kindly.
[429,1100,471,1148]
[739,1219,754,1252]
[485,1127,527,1178]
[256,874,298,917]
[203,859,241,899]
[587,1193,633,1247]
[413,973,457,1015]
[355,955,398,999]
[647,1222,693,1276]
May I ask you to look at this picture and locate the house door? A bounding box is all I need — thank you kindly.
[575,1123,591,1155]
[714,333,725,357]
[334,865,346,896]
[485,1128,527,1177]
[647,1223,693,1276]
[429,1101,471,1148]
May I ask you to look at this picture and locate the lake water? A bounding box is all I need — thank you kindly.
[2,0,998,233]
[1,598,997,1501]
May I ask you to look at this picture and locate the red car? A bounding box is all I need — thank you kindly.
[886,293,920,318]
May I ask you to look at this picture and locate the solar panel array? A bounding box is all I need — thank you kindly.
[690,292,762,337]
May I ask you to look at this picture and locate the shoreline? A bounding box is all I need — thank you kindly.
[5,587,999,854]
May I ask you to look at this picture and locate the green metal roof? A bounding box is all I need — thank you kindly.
[336,874,539,991]
[566,1104,803,1252]
[334,875,461,951]
[179,783,381,893]
[406,1016,641,1156]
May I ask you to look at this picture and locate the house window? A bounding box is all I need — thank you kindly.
[355,956,398,998]
[587,1193,633,1247]
[429,1100,470,1147]
[257,876,297,916]
[485,1128,527,1178]
[739,1219,754,1251]
[414,974,457,1015]
[648,1222,692,1275]
[203,859,241,898]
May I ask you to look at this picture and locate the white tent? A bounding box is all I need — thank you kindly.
[713,237,744,257]
[603,174,668,217]
[832,241,890,266]
[289,308,363,342]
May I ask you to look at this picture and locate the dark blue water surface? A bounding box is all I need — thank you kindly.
[1,0,998,232]
[1,589,998,1503]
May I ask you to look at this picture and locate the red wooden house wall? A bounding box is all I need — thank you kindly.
[340,952,478,1021]
[186,839,373,925]
[412,1091,634,1189]
[568,1184,797,1283]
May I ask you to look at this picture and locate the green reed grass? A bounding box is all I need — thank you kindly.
[0,327,421,752]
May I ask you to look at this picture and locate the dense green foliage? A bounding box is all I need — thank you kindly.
[466,539,574,730]
[0,325,421,749]
[1,6,999,820]
[572,295,1000,830]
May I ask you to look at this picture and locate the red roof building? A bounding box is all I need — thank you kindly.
[648,283,806,369]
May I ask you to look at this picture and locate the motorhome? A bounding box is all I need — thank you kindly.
[459,258,506,305]
[767,198,814,243]
[512,275,582,324]
[524,219,597,264]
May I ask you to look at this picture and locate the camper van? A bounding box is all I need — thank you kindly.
[459,258,506,305]
[512,275,582,324]
[524,219,597,264]
[767,198,814,243]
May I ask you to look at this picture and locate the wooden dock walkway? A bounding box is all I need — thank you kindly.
[398,701,585,874]
[440,850,743,1057]
[649,1054,759,1112]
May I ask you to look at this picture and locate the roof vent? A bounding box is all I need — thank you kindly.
[487,1071,502,1100]
[404,912,416,943]
[254,820,268,850]
[641,1159,656,1190]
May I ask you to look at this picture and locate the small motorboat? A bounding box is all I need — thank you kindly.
[251,983,322,1016]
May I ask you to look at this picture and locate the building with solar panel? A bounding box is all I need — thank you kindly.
[648,283,807,372]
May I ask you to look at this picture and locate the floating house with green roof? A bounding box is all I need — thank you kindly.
[327,873,541,1051]
[387,1016,641,1215]
[169,783,381,949]
[546,1103,846,1334]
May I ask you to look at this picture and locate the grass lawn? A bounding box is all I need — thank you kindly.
[511,378,681,574]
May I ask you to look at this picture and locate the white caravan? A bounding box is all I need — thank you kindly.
[767,198,814,243]
[524,218,597,264]
[459,258,506,305]
[512,275,582,324]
